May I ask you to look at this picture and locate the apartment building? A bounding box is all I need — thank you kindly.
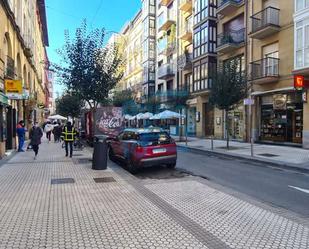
[156,0,179,110]
[141,0,156,99]
[178,0,194,135]
[216,0,247,141]
[0,0,49,157]
[190,0,217,137]
[121,10,144,101]
[293,0,309,148]
[248,0,297,146]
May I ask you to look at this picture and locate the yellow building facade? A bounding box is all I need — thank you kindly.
[120,10,143,101]
[0,0,49,157]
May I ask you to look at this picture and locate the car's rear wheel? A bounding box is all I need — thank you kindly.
[167,162,176,169]
[127,159,138,174]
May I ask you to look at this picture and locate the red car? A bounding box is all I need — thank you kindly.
[108,128,177,173]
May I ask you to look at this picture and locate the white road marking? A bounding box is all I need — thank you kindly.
[288,185,309,194]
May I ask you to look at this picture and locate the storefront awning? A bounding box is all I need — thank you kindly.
[251,87,295,96]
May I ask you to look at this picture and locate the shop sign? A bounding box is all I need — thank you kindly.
[302,90,307,103]
[5,79,22,99]
[273,94,287,110]
[244,98,254,105]
[294,75,309,89]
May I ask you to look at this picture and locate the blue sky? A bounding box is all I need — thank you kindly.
[46,0,141,96]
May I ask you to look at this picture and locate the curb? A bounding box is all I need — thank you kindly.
[177,145,309,174]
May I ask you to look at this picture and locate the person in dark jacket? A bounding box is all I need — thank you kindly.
[29,122,43,160]
[62,121,76,158]
[16,120,26,152]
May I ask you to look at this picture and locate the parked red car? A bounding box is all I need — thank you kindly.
[108,128,177,173]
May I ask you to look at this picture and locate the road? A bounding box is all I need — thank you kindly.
[135,148,309,218]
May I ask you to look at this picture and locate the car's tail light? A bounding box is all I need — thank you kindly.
[135,144,143,153]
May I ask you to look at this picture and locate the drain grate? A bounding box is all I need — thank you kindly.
[258,153,279,157]
[51,178,75,185]
[93,177,116,183]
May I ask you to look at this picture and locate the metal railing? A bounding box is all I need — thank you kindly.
[180,18,193,36]
[250,57,279,80]
[217,28,245,48]
[157,63,175,79]
[218,0,243,7]
[251,7,280,33]
[5,56,15,79]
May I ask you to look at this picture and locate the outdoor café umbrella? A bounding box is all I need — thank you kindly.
[139,112,153,120]
[152,110,184,120]
[124,114,133,120]
[48,114,67,120]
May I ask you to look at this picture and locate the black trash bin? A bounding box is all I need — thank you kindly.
[92,135,108,170]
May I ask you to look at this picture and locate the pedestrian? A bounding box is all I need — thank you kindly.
[16,120,26,152]
[44,121,53,142]
[62,121,76,158]
[29,122,43,160]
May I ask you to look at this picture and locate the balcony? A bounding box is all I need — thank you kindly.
[179,0,192,13]
[180,20,193,42]
[250,57,279,84]
[5,56,15,79]
[158,63,175,80]
[160,0,173,6]
[177,52,193,70]
[249,7,280,39]
[158,11,176,32]
[160,42,176,56]
[217,28,245,53]
[217,0,244,16]
[156,89,189,103]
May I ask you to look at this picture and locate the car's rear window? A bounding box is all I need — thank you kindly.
[138,132,172,146]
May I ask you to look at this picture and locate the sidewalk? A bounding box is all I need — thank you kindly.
[174,136,309,172]
[0,139,308,248]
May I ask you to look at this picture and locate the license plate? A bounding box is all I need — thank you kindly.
[153,148,166,154]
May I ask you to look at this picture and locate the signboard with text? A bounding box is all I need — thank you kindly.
[95,107,124,137]
[5,79,22,99]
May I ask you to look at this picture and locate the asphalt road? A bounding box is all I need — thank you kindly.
[135,148,309,218]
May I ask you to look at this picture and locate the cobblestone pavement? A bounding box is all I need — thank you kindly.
[0,140,308,248]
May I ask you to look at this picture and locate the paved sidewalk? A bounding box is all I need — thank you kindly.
[0,140,308,248]
[174,136,309,171]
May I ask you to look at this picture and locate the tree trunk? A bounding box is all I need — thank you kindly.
[225,109,229,150]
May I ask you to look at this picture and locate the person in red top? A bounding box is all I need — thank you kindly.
[16,120,26,152]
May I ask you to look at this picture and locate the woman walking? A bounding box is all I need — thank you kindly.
[29,122,43,160]
[44,121,53,142]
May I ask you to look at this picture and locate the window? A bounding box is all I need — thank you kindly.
[296,0,309,11]
[295,19,309,69]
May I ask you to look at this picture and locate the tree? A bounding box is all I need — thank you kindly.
[55,20,124,110]
[112,89,138,115]
[56,93,83,119]
[209,60,247,149]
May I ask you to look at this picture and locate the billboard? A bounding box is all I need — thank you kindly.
[95,107,124,137]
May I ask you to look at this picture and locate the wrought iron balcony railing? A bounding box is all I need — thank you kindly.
[251,7,280,34]
[250,57,279,81]
[217,28,245,48]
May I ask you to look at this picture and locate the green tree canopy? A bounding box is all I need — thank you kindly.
[54,20,124,110]
[56,93,83,118]
[209,60,248,148]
